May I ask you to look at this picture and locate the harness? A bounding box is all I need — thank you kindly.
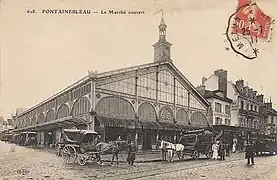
[162,141,176,151]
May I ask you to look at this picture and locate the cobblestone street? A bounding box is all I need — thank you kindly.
[1,141,277,180]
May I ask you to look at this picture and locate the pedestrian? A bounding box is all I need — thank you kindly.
[232,138,237,153]
[160,137,167,162]
[212,141,219,160]
[218,140,226,160]
[245,141,255,165]
[116,135,122,141]
[126,139,136,166]
[225,142,230,156]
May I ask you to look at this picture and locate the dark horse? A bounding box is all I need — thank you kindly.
[95,140,129,165]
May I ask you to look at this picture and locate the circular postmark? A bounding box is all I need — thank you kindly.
[225,0,274,60]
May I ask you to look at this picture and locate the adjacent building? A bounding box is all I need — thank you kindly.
[202,69,276,147]
[12,17,211,150]
[259,99,277,136]
[197,69,233,126]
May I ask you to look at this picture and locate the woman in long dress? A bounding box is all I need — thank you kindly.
[212,141,219,160]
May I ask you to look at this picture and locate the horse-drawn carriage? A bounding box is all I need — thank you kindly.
[254,138,277,156]
[0,131,14,143]
[57,129,102,166]
[16,132,37,147]
[177,129,214,160]
[57,129,133,166]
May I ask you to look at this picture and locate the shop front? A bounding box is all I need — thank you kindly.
[137,120,163,150]
[95,116,141,142]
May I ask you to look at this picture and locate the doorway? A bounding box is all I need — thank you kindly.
[142,132,152,150]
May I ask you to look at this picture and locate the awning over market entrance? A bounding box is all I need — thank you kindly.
[137,120,163,130]
[95,116,142,129]
[12,116,90,133]
[212,125,240,132]
[175,124,191,131]
[158,122,179,131]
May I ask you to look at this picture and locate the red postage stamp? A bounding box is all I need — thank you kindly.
[226,0,274,59]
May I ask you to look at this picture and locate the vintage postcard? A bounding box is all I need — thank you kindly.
[0,0,277,180]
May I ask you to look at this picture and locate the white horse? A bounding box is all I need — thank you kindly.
[158,140,185,163]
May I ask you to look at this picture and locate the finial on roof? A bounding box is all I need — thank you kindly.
[160,9,165,25]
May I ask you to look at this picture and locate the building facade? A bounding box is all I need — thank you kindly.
[259,100,277,136]
[202,70,265,149]
[12,17,211,150]
[201,69,232,126]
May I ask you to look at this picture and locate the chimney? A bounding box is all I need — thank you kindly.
[266,102,273,109]
[257,94,264,102]
[214,69,227,96]
[253,90,257,98]
[249,88,253,98]
[244,86,249,96]
[202,76,207,86]
[236,79,244,89]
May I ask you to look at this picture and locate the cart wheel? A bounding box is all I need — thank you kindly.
[177,151,184,160]
[62,145,77,164]
[192,150,200,160]
[77,154,88,166]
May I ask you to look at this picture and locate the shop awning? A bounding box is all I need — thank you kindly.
[159,122,179,131]
[175,124,190,131]
[212,125,240,132]
[96,116,141,129]
[138,120,163,130]
[12,116,87,133]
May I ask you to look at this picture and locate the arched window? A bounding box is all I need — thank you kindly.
[21,120,25,128]
[138,102,157,122]
[96,96,135,119]
[159,106,174,123]
[190,111,207,127]
[72,97,91,116]
[46,109,55,121]
[176,109,189,125]
[38,113,45,124]
[31,116,37,126]
[56,104,69,119]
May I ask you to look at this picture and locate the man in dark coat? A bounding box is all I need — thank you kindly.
[218,140,226,160]
[245,142,255,165]
[126,140,136,166]
[160,137,167,162]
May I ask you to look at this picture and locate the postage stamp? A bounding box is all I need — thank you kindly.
[226,0,275,60]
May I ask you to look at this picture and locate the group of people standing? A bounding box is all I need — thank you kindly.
[211,140,229,160]
[212,139,256,165]
[116,135,137,166]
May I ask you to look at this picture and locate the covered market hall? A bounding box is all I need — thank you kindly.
[12,17,211,150]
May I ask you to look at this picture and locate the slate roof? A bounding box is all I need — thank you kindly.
[203,90,233,103]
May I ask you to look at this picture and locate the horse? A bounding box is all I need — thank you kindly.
[157,140,185,163]
[95,140,129,165]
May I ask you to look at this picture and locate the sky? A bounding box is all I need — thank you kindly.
[0,0,277,119]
